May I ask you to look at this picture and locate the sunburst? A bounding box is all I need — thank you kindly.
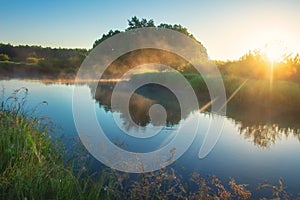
[262,40,287,63]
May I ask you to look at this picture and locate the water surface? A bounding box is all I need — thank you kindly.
[1,79,300,196]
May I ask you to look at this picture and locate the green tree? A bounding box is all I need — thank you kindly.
[93,16,205,50]
[26,57,39,64]
[91,17,208,73]
[0,53,9,61]
[126,16,155,30]
[93,30,121,48]
[26,51,39,64]
[158,23,195,39]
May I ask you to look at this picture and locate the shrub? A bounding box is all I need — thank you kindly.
[26,56,39,64]
[0,53,9,61]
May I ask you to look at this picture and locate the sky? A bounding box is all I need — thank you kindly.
[1,0,300,60]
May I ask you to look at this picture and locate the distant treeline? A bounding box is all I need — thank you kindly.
[0,44,87,63]
[0,43,87,78]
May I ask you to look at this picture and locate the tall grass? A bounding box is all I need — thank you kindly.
[0,88,111,199]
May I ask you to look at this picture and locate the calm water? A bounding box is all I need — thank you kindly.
[1,79,300,196]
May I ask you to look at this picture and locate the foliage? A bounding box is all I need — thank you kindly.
[0,53,9,61]
[92,30,121,48]
[26,57,39,64]
[106,168,297,199]
[158,23,196,41]
[217,50,300,83]
[126,16,155,30]
[0,17,208,78]
[0,43,87,62]
[0,43,87,79]
[0,89,111,199]
[92,16,207,62]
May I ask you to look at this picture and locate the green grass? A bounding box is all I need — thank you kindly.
[0,91,111,199]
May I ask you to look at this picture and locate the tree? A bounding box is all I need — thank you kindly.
[0,53,9,61]
[159,24,189,37]
[26,57,39,64]
[93,30,121,48]
[93,17,205,50]
[91,17,208,73]
[126,16,155,30]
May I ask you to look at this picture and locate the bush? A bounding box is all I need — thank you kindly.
[26,57,39,64]
[0,53,9,61]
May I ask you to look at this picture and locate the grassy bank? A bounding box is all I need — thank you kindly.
[0,94,111,199]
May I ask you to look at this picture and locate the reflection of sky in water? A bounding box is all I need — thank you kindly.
[1,79,300,196]
[97,108,182,153]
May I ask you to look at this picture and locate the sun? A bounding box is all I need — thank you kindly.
[262,40,287,63]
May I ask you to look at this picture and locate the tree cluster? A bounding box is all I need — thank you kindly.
[93,16,205,50]
[92,16,207,75]
[217,50,300,83]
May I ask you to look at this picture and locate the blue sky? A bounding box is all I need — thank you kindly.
[1,0,300,60]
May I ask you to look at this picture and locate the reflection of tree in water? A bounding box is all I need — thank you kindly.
[89,80,300,147]
[237,123,300,148]
[91,81,189,129]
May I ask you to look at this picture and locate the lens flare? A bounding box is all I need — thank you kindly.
[262,40,287,63]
